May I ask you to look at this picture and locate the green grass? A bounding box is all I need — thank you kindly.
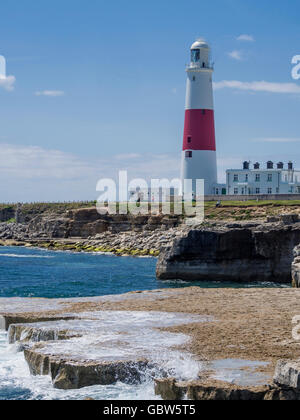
[205,200,300,208]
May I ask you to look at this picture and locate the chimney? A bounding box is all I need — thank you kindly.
[288,161,293,170]
[277,162,284,169]
[254,162,260,170]
[267,161,274,169]
[243,161,249,170]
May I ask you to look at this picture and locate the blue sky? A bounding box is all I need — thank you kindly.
[0,0,300,201]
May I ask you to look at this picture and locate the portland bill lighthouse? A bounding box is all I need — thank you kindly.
[181,39,217,196]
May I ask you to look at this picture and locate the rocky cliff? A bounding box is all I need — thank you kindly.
[0,208,185,257]
[157,222,300,283]
[0,208,182,240]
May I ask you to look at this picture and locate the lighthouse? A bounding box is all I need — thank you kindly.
[181,39,217,196]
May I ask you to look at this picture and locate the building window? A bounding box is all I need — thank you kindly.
[233,174,239,182]
[267,174,272,182]
[216,188,219,195]
[187,136,192,144]
[255,174,260,182]
[245,174,248,182]
[256,188,260,194]
[185,151,192,158]
[268,188,272,194]
[192,76,196,82]
[234,188,238,195]
[191,49,200,63]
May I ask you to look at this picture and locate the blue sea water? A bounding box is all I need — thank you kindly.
[0,246,289,400]
[0,246,289,299]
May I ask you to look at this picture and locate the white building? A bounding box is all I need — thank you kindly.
[226,161,300,196]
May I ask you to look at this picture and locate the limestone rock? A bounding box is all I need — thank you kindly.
[157,224,300,283]
[24,345,153,390]
[155,378,300,400]
[155,378,187,400]
[280,214,299,225]
[274,360,300,389]
[292,245,300,287]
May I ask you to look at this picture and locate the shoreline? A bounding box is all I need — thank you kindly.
[0,287,300,399]
[0,239,161,257]
[2,287,300,396]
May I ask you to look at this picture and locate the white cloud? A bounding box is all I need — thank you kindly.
[35,90,65,97]
[0,75,16,91]
[237,34,255,42]
[0,144,94,180]
[213,80,300,94]
[253,137,300,143]
[0,143,181,202]
[228,50,243,61]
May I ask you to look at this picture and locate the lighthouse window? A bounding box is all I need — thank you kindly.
[187,136,192,143]
[191,49,200,63]
[202,110,206,115]
[185,151,193,158]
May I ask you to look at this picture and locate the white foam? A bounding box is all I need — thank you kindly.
[0,331,160,400]
[0,254,54,259]
[1,311,209,400]
[17,311,208,381]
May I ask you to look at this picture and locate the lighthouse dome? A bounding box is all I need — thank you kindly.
[190,39,209,50]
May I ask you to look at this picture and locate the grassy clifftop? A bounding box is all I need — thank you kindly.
[0,199,299,223]
[0,201,96,214]
[204,200,300,221]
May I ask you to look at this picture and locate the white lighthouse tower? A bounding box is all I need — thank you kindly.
[181,39,217,196]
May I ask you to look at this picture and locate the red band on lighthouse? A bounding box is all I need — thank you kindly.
[182,109,216,151]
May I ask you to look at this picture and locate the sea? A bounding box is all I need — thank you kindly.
[0,246,289,400]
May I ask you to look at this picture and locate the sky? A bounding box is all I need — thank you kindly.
[0,0,300,202]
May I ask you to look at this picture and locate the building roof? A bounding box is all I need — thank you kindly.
[190,39,209,50]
